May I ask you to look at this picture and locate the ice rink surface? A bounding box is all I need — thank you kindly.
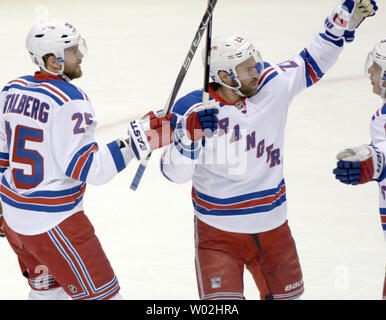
[0,0,385,300]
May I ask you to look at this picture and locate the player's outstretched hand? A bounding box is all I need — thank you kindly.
[333,144,385,185]
[127,111,174,161]
[170,106,219,160]
[325,0,378,42]
[171,107,219,141]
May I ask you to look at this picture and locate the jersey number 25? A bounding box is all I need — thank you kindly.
[5,122,43,189]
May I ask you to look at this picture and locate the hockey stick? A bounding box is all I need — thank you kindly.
[130,0,217,191]
[202,1,213,105]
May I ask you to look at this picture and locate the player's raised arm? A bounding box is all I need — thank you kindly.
[276,0,378,98]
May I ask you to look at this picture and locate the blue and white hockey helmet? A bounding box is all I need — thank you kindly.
[26,18,86,76]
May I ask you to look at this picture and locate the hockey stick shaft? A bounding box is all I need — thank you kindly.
[163,0,217,115]
[130,0,217,191]
[202,3,213,105]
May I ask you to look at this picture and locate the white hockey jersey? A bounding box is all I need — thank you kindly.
[161,33,344,234]
[0,72,132,235]
[370,98,386,241]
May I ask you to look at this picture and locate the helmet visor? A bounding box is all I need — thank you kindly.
[236,52,263,82]
[365,52,374,77]
[63,38,87,64]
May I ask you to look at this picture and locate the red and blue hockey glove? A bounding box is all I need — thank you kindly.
[344,0,378,42]
[325,0,378,43]
[170,107,219,160]
[126,111,174,161]
[333,144,385,185]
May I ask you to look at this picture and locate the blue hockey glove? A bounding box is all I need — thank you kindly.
[170,106,219,160]
[333,144,385,185]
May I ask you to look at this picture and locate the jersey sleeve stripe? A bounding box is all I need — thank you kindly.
[0,152,9,160]
[319,32,344,47]
[65,143,98,179]
[299,49,324,87]
[0,153,9,172]
[380,209,386,230]
[70,144,99,181]
[106,141,126,173]
[0,159,9,172]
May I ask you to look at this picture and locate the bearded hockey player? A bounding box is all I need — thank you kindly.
[161,0,378,300]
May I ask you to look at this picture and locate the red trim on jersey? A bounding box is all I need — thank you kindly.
[8,75,70,103]
[7,79,27,86]
[305,61,319,84]
[39,83,69,102]
[0,160,9,167]
[192,184,286,211]
[0,183,86,206]
[72,145,99,180]
[34,72,64,81]
[208,83,246,108]
[258,67,275,86]
[381,215,386,224]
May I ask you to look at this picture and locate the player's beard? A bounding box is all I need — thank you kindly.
[240,78,259,96]
[63,62,83,80]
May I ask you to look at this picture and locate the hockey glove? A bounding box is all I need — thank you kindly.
[333,144,385,185]
[344,0,378,42]
[126,111,174,161]
[324,0,377,42]
[170,107,219,160]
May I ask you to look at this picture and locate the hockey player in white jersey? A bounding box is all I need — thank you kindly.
[161,0,378,300]
[0,18,216,300]
[333,40,386,299]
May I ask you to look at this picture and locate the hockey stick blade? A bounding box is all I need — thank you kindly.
[130,0,217,191]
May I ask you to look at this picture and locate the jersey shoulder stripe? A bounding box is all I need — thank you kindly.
[172,90,204,116]
[256,64,279,94]
[2,76,88,106]
[371,103,386,121]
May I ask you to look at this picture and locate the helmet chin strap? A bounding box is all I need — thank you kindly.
[219,73,246,98]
